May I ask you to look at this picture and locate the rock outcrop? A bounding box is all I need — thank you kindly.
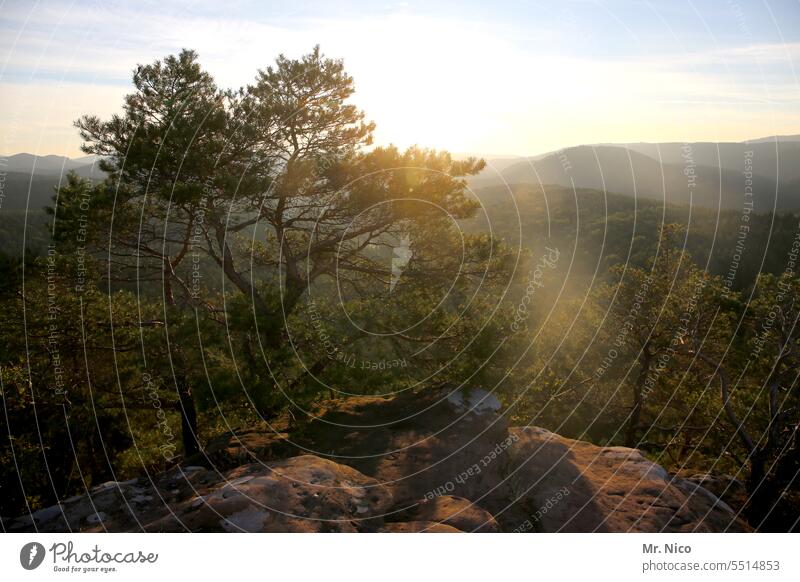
[675,471,748,516]
[6,386,750,533]
[497,428,745,532]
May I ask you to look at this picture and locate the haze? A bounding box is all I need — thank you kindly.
[2,0,800,158]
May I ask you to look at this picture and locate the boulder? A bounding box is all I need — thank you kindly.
[146,456,393,532]
[381,520,462,533]
[294,387,513,508]
[677,471,748,514]
[484,427,751,532]
[8,457,394,533]
[4,470,204,532]
[388,495,501,533]
[202,424,295,470]
[7,387,751,533]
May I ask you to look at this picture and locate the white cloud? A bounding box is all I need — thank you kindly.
[1,2,799,156]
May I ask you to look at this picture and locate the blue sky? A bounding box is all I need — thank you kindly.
[2,0,799,157]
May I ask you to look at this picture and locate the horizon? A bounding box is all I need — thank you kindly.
[4,132,800,163]
[2,0,800,158]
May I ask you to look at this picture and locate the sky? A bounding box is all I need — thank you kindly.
[1,0,800,158]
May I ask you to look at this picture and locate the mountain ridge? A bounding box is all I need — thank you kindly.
[6,136,800,212]
[468,140,800,211]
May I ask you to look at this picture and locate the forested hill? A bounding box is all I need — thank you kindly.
[467,183,800,290]
[2,179,798,292]
[0,153,104,211]
[2,147,799,290]
[469,140,800,212]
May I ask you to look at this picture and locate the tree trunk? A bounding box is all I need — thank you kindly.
[162,272,201,459]
[625,351,651,447]
[176,372,200,458]
[745,448,774,529]
[700,352,771,528]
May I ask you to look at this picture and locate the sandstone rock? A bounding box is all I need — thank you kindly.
[146,455,393,532]
[6,475,176,532]
[8,456,393,533]
[381,520,462,533]
[389,495,500,532]
[202,424,295,470]
[295,387,512,508]
[446,387,502,415]
[8,388,751,533]
[677,471,747,514]
[485,427,751,532]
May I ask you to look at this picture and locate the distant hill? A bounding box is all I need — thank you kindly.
[2,152,104,177]
[0,171,69,211]
[1,154,106,211]
[745,134,800,144]
[469,140,800,212]
[0,154,106,255]
[622,141,800,183]
[4,152,82,173]
[0,169,106,211]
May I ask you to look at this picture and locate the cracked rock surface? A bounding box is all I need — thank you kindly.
[6,387,750,533]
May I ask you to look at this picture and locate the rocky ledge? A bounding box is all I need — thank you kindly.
[6,387,750,533]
